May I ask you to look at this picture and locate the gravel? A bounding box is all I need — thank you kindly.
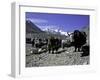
[26,46,89,67]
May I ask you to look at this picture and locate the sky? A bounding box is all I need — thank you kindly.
[26,12,89,32]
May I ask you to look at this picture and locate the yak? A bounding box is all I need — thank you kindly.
[72,30,87,52]
[48,37,61,54]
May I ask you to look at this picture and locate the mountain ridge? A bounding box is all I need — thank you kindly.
[26,20,43,33]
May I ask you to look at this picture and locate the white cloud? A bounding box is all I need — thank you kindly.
[26,18,48,24]
[37,25,59,31]
[59,30,68,36]
[38,25,68,36]
[29,22,69,36]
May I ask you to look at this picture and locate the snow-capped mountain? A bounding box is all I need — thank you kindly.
[43,27,71,36]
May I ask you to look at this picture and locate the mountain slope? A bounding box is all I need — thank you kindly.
[26,20,43,33]
[81,26,89,35]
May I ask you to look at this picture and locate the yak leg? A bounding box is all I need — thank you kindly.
[55,47,58,53]
[78,47,80,52]
[74,46,77,52]
[78,45,81,52]
[52,48,54,54]
[49,48,51,53]
[48,44,51,53]
[52,46,55,54]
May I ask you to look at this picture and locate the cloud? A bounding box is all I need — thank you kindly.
[36,24,70,36]
[26,18,48,24]
[59,30,68,36]
[38,25,60,31]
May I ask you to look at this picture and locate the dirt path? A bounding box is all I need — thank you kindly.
[26,47,89,67]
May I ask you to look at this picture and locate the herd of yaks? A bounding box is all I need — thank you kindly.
[26,30,89,57]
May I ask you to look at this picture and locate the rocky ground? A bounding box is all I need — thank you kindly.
[26,44,89,67]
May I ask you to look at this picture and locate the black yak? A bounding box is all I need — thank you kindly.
[72,30,87,52]
[48,37,61,54]
[81,45,89,57]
